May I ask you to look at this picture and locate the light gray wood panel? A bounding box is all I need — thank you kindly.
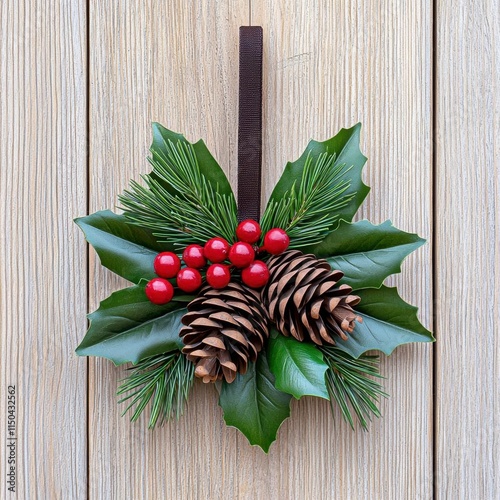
[0,0,88,498]
[5,0,500,497]
[88,1,249,498]
[89,0,433,498]
[435,1,500,498]
[252,1,433,498]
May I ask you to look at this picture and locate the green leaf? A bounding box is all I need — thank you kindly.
[219,350,292,453]
[151,122,233,197]
[263,123,369,234]
[75,210,168,284]
[306,219,426,290]
[76,280,190,365]
[268,333,329,399]
[335,286,434,358]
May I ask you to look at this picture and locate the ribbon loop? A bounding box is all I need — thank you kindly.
[237,26,263,222]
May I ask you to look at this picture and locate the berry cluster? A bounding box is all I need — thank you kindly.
[145,220,290,305]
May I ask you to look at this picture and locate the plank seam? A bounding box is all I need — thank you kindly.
[431,0,437,498]
[85,0,90,498]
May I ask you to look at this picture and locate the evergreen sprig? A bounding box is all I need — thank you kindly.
[119,139,237,248]
[260,152,355,248]
[118,352,195,428]
[320,346,387,430]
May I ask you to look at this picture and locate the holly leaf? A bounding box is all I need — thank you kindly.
[263,123,369,236]
[76,280,192,365]
[335,286,434,358]
[268,333,329,400]
[75,210,169,284]
[305,220,425,290]
[219,350,292,453]
[151,122,233,197]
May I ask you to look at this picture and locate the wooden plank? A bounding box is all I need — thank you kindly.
[89,0,432,498]
[88,1,249,498]
[251,1,434,498]
[0,0,88,498]
[435,1,499,498]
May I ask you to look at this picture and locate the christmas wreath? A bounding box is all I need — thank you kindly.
[75,121,434,452]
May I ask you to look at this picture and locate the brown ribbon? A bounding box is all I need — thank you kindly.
[237,26,263,222]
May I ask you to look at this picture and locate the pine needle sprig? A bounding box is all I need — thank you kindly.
[260,152,356,249]
[320,346,388,430]
[119,139,237,247]
[117,351,195,429]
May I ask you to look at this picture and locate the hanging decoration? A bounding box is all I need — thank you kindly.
[75,26,433,452]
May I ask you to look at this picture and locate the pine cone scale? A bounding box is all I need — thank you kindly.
[222,329,248,346]
[226,301,253,315]
[210,311,240,326]
[296,268,329,287]
[275,269,304,295]
[188,349,211,358]
[203,298,233,310]
[231,316,253,332]
[187,317,221,329]
[277,288,296,318]
[202,336,226,349]
[310,299,323,319]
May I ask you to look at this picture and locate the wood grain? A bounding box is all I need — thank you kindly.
[251,1,433,498]
[8,0,499,497]
[88,1,249,498]
[88,1,433,499]
[435,1,500,498]
[0,0,88,498]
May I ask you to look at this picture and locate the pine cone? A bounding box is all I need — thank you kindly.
[180,282,269,384]
[262,250,362,345]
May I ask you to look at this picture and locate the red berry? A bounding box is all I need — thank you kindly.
[145,278,174,305]
[154,252,181,278]
[204,237,230,263]
[263,228,290,255]
[241,260,270,289]
[182,244,206,269]
[206,263,231,289]
[176,267,202,293]
[236,219,262,244]
[228,241,255,268]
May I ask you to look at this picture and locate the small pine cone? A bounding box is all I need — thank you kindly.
[180,282,269,384]
[262,250,362,345]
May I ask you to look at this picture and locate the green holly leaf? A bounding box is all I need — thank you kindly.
[219,350,292,453]
[75,210,169,284]
[305,219,425,290]
[335,286,434,358]
[151,122,233,197]
[268,333,329,400]
[261,124,369,248]
[76,280,192,365]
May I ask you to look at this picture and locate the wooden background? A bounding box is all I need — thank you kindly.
[0,0,498,498]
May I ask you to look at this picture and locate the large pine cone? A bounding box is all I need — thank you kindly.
[180,282,269,384]
[262,250,362,345]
